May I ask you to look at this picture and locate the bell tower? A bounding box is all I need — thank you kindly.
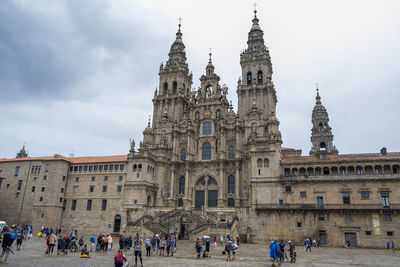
[237,9,276,121]
[310,88,338,156]
[152,21,193,128]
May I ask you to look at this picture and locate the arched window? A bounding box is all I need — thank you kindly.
[179,176,185,194]
[215,139,218,153]
[320,142,326,150]
[247,72,252,85]
[133,164,137,171]
[202,142,211,160]
[180,149,186,161]
[264,158,269,167]
[228,146,235,159]
[203,122,212,135]
[208,176,218,185]
[216,109,221,119]
[228,175,235,194]
[172,81,177,94]
[257,71,263,84]
[138,164,142,171]
[251,123,257,134]
[196,177,205,185]
[163,82,168,95]
[195,111,200,121]
[257,158,262,168]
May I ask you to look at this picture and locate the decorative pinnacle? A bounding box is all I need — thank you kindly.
[208,48,212,63]
[316,83,321,104]
[253,2,257,17]
[178,17,182,32]
[148,115,151,126]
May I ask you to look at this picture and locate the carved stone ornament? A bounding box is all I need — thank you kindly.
[161,185,170,199]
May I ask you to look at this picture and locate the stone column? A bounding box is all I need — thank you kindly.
[170,168,175,200]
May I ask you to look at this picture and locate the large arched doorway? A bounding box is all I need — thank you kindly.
[113,214,121,233]
[194,176,218,210]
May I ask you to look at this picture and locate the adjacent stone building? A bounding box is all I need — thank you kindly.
[0,11,399,248]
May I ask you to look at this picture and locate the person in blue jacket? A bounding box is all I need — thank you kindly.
[269,240,280,266]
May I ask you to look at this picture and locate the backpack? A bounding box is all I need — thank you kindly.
[11,232,16,240]
[114,254,123,264]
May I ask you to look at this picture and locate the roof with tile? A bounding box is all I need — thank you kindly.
[282,152,400,164]
[0,155,127,164]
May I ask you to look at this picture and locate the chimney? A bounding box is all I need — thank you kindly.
[380,147,387,156]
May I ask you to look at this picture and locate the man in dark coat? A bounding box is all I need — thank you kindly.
[0,228,12,264]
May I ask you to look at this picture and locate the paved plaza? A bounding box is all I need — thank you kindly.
[2,238,400,266]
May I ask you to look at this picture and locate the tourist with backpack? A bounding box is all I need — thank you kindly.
[144,237,152,257]
[16,232,23,251]
[224,241,232,261]
[90,235,95,252]
[0,228,12,264]
[195,238,202,259]
[114,249,125,267]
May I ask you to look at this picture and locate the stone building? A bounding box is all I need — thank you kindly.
[0,11,399,248]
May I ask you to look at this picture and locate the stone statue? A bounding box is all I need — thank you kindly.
[129,138,135,152]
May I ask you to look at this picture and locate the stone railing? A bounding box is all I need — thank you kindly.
[255,203,400,211]
[280,173,400,182]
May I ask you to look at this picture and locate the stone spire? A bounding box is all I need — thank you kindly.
[206,51,215,76]
[164,22,188,71]
[16,145,28,158]
[310,88,338,156]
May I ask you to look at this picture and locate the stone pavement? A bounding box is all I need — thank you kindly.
[2,238,400,266]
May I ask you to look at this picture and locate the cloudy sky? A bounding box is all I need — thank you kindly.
[1,0,399,158]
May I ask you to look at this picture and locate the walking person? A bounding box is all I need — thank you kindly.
[78,236,85,250]
[160,237,166,256]
[49,231,57,254]
[57,235,64,255]
[392,240,395,252]
[151,235,156,255]
[108,235,113,251]
[133,234,143,267]
[114,249,125,267]
[269,240,280,266]
[224,241,231,261]
[195,238,202,259]
[90,234,95,252]
[0,228,12,264]
[16,231,23,251]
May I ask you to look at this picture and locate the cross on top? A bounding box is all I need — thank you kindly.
[253,2,257,14]
[178,17,182,30]
[316,82,319,90]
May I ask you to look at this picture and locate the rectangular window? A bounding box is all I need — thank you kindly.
[84,166,88,172]
[318,214,325,221]
[63,200,67,210]
[384,214,392,222]
[91,176,95,181]
[102,185,107,192]
[317,196,324,208]
[300,191,307,198]
[104,176,108,181]
[45,164,49,172]
[374,168,380,174]
[115,165,119,171]
[39,196,43,201]
[178,198,183,207]
[118,176,123,181]
[387,231,393,236]
[120,164,124,171]
[70,166,73,172]
[365,231,372,236]
[71,200,77,210]
[99,165,103,171]
[297,222,302,228]
[75,177,79,182]
[315,170,321,175]
[78,166,83,172]
[361,191,369,199]
[61,188,64,193]
[73,186,78,193]
[393,168,398,174]
[228,198,235,207]
[285,186,291,193]
[94,165,98,172]
[102,199,107,211]
[90,186,94,192]
[62,176,66,181]
[41,187,45,192]
[345,214,352,222]
[89,166,93,172]
[117,185,122,192]
[136,173,140,178]
[104,165,108,171]
[381,191,390,208]
[59,197,63,203]
[279,199,284,208]
[16,192,20,198]
[32,186,35,192]
[17,180,23,190]
[87,199,92,211]
[74,166,78,172]
[43,175,47,180]
[109,165,113,171]
[14,166,20,176]
[202,122,212,135]
[342,192,351,204]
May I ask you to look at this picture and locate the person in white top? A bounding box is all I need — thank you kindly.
[108,235,113,250]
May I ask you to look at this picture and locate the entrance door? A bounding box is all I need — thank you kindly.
[319,231,327,246]
[113,214,121,233]
[344,232,357,247]
[208,190,218,207]
[195,190,205,210]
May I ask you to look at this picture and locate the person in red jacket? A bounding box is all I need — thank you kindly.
[114,250,125,267]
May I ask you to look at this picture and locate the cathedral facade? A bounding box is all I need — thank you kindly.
[0,12,399,248]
